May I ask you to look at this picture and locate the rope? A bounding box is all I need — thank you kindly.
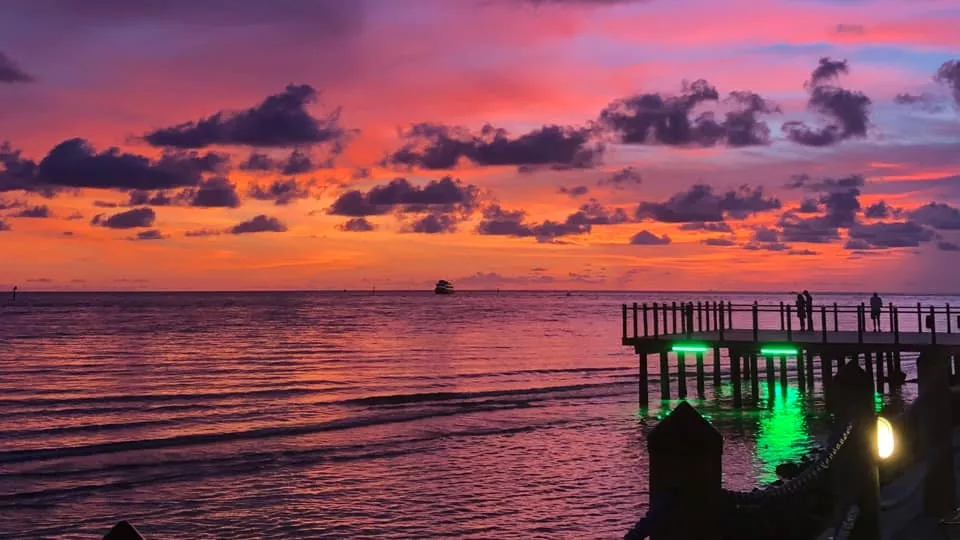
[721,420,854,506]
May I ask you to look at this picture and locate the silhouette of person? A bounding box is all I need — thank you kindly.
[870,293,883,332]
[795,293,807,331]
[802,290,813,330]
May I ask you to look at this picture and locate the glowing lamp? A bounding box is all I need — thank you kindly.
[759,346,798,356]
[877,416,895,459]
[672,343,709,353]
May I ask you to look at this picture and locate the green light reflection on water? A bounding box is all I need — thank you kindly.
[753,385,810,484]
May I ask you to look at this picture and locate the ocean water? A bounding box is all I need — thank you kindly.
[0,291,950,539]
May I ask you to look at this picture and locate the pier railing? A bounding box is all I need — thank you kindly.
[623,350,959,540]
[621,301,960,346]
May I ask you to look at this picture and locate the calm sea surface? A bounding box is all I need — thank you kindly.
[0,291,952,539]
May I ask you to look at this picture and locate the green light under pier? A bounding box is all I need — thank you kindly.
[760,346,799,356]
[672,343,710,353]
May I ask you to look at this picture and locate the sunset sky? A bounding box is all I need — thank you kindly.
[2,0,960,292]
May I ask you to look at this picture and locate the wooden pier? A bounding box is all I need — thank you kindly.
[620,300,960,407]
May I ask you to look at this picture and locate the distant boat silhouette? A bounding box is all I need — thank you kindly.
[434,280,455,295]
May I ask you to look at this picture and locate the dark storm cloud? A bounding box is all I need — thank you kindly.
[143,84,349,150]
[908,203,960,230]
[864,201,900,219]
[239,149,322,174]
[4,0,364,33]
[635,183,780,223]
[128,190,176,206]
[679,221,733,233]
[408,213,459,234]
[701,237,736,247]
[559,185,590,198]
[938,241,960,252]
[566,200,631,226]
[183,177,241,208]
[753,226,779,243]
[629,230,671,245]
[598,166,642,189]
[31,139,222,190]
[0,143,48,195]
[184,229,221,237]
[934,60,960,106]
[229,215,287,234]
[777,213,840,244]
[14,205,52,218]
[808,57,849,87]
[784,58,871,147]
[91,207,156,229]
[893,93,945,113]
[785,173,863,227]
[248,179,313,205]
[743,242,788,252]
[0,51,33,83]
[798,198,820,213]
[845,221,934,249]
[129,230,167,241]
[328,177,479,217]
[385,123,602,171]
[338,217,375,232]
[475,205,591,243]
[599,81,780,147]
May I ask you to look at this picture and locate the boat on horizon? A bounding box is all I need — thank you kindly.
[434,280,455,295]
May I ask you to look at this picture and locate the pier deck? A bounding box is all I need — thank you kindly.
[624,329,960,353]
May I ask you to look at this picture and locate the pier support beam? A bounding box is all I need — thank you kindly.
[712,346,721,387]
[696,352,705,398]
[638,353,649,407]
[765,356,775,403]
[731,354,742,409]
[677,352,687,399]
[659,351,670,400]
[750,354,760,405]
[918,349,956,517]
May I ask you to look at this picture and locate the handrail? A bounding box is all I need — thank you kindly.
[622,300,960,345]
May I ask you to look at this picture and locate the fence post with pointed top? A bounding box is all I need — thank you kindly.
[647,402,723,539]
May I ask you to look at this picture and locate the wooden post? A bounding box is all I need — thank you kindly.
[821,306,828,343]
[647,402,723,540]
[806,349,815,390]
[917,348,956,517]
[660,351,670,399]
[752,302,759,342]
[750,353,760,404]
[718,304,725,340]
[622,304,628,340]
[953,355,960,386]
[929,305,938,345]
[633,303,639,338]
[779,301,785,330]
[677,352,687,398]
[832,362,881,540]
[727,302,733,330]
[103,521,145,540]
[712,347,721,387]
[779,356,788,392]
[663,303,669,336]
[857,304,864,343]
[917,302,923,332]
[885,351,895,390]
[888,302,896,340]
[833,302,839,332]
[696,352,705,398]
[697,301,703,332]
[643,303,649,337]
[653,303,660,337]
[672,302,678,335]
[786,304,793,341]
[948,304,952,334]
[865,351,875,393]
[712,302,719,332]
[639,353,649,407]
[732,353,742,409]
[797,350,806,392]
[766,355,775,402]
[821,354,833,406]
[876,349,885,394]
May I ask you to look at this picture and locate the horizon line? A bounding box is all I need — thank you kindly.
[6,288,960,296]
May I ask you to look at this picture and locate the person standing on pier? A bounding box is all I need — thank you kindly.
[802,290,813,330]
[870,293,883,332]
[795,293,807,331]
